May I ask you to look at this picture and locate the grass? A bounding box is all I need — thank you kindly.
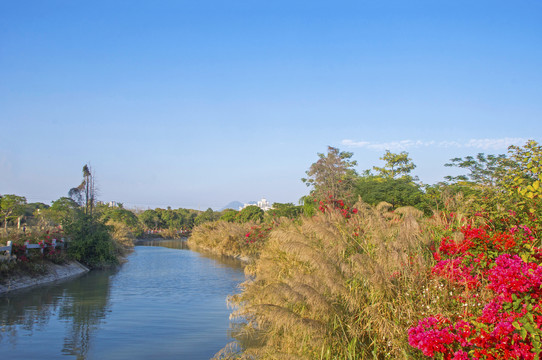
[188,220,266,259]
[215,201,439,359]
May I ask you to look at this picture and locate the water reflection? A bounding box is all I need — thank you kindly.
[0,239,245,360]
[135,238,246,270]
[0,269,114,359]
[134,238,189,250]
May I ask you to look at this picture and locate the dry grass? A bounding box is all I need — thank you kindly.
[188,220,263,259]
[218,201,438,359]
[106,220,135,256]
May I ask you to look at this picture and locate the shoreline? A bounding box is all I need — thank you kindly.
[0,260,90,295]
[186,242,252,264]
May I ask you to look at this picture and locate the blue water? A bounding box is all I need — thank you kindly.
[0,240,245,359]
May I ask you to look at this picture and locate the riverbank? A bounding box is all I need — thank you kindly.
[0,242,246,360]
[0,260,90,294]
[187,242,252,263]
[188,220,266,262]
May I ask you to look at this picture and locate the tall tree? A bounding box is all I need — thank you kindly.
[444,153,509,188]
[373,150,416,179]
[69,164,96,215]
[302,146,358,202]
[0,194,27,233]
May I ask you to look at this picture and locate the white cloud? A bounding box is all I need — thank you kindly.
[341,137,528,151]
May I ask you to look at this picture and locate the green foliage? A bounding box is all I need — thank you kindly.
[138,207,198,231]
[100,206,142,238]
[139,209,163,229]
[64,213,118,268]
[373,150,416,179]
[267,202,302,219]
[444,152,509,188]
[0,194,27,232]
[237,205,264,223]
[440,140,542,237]
[220,209,239,222]
[506,140,542,201]
[39,197,81,226]
[194,208,220,226]
[299,195,317,217]
[301,146,358,203]
[24,202,49,217]
[355,176,429,212]
[100,207,139,228]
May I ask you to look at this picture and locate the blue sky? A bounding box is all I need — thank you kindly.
[1,1,541,210]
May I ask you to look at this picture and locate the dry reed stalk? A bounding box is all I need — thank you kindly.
[223,201,437,359]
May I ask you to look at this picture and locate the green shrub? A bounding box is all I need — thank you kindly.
[64,213,117,268]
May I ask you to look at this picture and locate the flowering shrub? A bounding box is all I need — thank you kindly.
[245,224,273,245]
[315,196,358,218]
[409,214,542,359]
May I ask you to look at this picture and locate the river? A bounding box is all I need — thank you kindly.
[0,239,246,359]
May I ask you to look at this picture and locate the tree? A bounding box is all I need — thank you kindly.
[355,176,429,212]
[194,208,219,226]
[444,153,509,188]
[0,194,27,233]
[220,209,238,222]
[237,205,264,223]
[101,207,140,229]
[139,209,162,229]
[268,202,302,219]
[373,150,416,180]
[39,197,80,225]
[69,164,96,215]
[302,146,358,202]
[505,140,542,201]
[64,212,117,268]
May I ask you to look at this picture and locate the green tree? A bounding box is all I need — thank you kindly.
[64,212,117,268]
[139,209,162,229]
[101,207,140,228]
[39,197,81,225]
[355,176,429,212]
[373,150,416,179]
[220,209,239,222]
[302,146,358,202]
[194,208,219,226]
[444,153,509,188]
[268,202,302,219]
[506,140,542,201]
[237,205,264,223]
[0,194,27,233]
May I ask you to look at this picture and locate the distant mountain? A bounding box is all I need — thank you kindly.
[219,201,244,211]
[219,200,259,211]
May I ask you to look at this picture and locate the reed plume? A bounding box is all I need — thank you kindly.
[219,200,436,359]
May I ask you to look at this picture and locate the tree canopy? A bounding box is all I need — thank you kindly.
[301,146,358,202]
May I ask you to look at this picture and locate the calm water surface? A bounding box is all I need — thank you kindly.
[0,240,245,359]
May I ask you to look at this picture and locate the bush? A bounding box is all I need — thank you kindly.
[64,213,117,268]
[237,206,264,223]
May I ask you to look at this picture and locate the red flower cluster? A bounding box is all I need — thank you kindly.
[409,213,542,359]
[316,197,358,219]
[245,224,273,244]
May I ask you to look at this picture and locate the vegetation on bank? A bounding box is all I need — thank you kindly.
[1,164,243,272]
[205,140,541,359]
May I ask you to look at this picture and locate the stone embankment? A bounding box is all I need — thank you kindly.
[0,261,90,294]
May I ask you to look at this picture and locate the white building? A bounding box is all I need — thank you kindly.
[239,197,273,211]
